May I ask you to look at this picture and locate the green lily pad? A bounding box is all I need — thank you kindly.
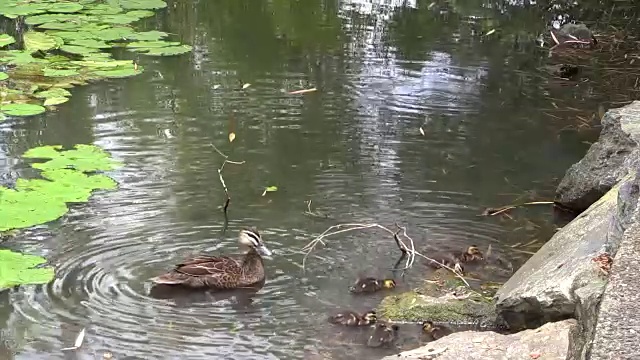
[127,30,168,41]
[71,59,132,68]
[126,10,155,19]
[0,3,48,18]
[38,22,81,30]
[24,32,60,53]
[99,13,143,24]
[44,31,92,41]
[0,103,46,117]
[93,65,142,78]
[90,26,135,41]
[82,4,123,15]
[69,39,111,49]
[126,40,180,48]
[43,97,69,106]
[0,72,8,81]
[23,144,123,172]
[47,2,84,13]
[25,13,79,25]
[0,250,55,290]
[0,186,68,232]
[60,45,100,55]
[34,88,72,99]
[117,0,168,10]
[42,68,79,77]
[16,169,116,203]
[0,34,15,48]
[134,45,192,56]
[0,50,43,65]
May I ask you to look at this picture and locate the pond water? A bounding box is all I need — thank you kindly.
[0,0,621,359]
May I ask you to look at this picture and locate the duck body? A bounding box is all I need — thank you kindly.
[367,321,398,347]
[428,246,483,272]
[422,320,452,340]
[150,228,272,291]
[328,310,376,326]
[349,277,396,294]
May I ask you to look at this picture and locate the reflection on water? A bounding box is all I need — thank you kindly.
[0,0,601,359]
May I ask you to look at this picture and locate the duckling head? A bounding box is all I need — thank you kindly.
[422,320,435,333]
[382,279,396,289]
[363,310,377,323]
[467,245,483,259]
[239,228,272,256]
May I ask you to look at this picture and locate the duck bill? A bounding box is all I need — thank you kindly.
[257,244,272,256]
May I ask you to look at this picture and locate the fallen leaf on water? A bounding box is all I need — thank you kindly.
[288,87,317,95]
[228,132,236,143]
[419,127,425,136]
[213,84,221,90]
[61,327,86,351]
[261,185,278,196]
[485,29,496,36]
[242,83,251,89]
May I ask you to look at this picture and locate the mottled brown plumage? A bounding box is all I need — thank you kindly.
[366,321,398,348]
[348,277,396,294]
[422,320,452,340]
[428,245,484,273]
[150,228,272,290]
[328,310,377,326]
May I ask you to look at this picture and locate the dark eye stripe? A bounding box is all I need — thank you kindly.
[244,229,261,244]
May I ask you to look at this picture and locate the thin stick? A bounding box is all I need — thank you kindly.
[301,223,469,287]
[209,143,245,216]
[480,201,555,216]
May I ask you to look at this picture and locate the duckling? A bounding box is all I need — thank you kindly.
[150,228,272,290]
[328,310,377,326]
[366,321,399,347]
[451,245,484,263]
[422,320,452,340]
[348,277,396,294]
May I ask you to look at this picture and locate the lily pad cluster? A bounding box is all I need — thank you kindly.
[0,144,122,232]
[0,249,54,291]
[0,0,193,118]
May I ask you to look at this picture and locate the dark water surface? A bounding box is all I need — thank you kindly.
[0,0,618,359]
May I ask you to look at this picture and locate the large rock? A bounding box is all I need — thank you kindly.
[381,319,576,360]
[555,101,640,212]
[589,221,640,360]
[496,166,640,359]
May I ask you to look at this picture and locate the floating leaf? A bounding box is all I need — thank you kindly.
[0,103,46,117]
[132,45,192,56]
[92,65,142,78]
[34,88,72,99]
[43,97,69,106]
[0,187,68,232]
[45,30,92,41]
[0,3,48,18]
[60,45,100,55]
[82,4,123,15]
[47,2,84,13]
[0,250,55,290]
[229,132,236,143]
[0,50,43,65]
[419,127,425,136]
[261,185,278,196]
[90,26,135,41]
[16,169,116,203]
[118,0,168,10]
[38,22,82,30]
[71,59,132,68]
[69,39,111,49]
[23,144,123,172]
[0,34,15,47]
[484,29,496,36]
[242,83,251,89]
[25,13,80,25]
[24,32,60,53]
[61,327,86,351]
[126,40,180,48]
[127,30,168,41]
[43,68,79,77]
[0,72,8,81]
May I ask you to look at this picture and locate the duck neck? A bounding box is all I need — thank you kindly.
[242,247,264,272]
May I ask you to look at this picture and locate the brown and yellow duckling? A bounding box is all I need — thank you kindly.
[367,321,399,348]
[328,310,377,326]
[429,245,484,273]
[150,228,272,290]
[349,277,396,294]
[422,320,452,340]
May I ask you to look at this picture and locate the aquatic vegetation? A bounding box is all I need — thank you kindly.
[0,144,121,232]
[0,249,54,291]
[0,0,193,119]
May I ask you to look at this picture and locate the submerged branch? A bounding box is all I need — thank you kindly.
[209,143,246,217]
[301,223,469,287]
[480,200,555,216]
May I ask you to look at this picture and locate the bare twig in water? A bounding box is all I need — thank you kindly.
[301,223,470,287]
[209,143,246,218]
[480,201,555,216]
[303,200,331,219]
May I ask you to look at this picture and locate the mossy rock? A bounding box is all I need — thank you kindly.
[377,287,498,328]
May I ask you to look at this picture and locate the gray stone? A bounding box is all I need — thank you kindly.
[495,178,625,331]
[590,221,640,360]
[381,319,576,360]
[555,101,640,212]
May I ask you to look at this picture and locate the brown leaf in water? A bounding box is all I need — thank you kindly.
[228,132,236,143]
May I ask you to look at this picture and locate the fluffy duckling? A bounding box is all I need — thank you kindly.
[451,245,484,263]
[349,277,396,294]
[422,320,452,340]
[366,321,399,347]
[328,310,377,326]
